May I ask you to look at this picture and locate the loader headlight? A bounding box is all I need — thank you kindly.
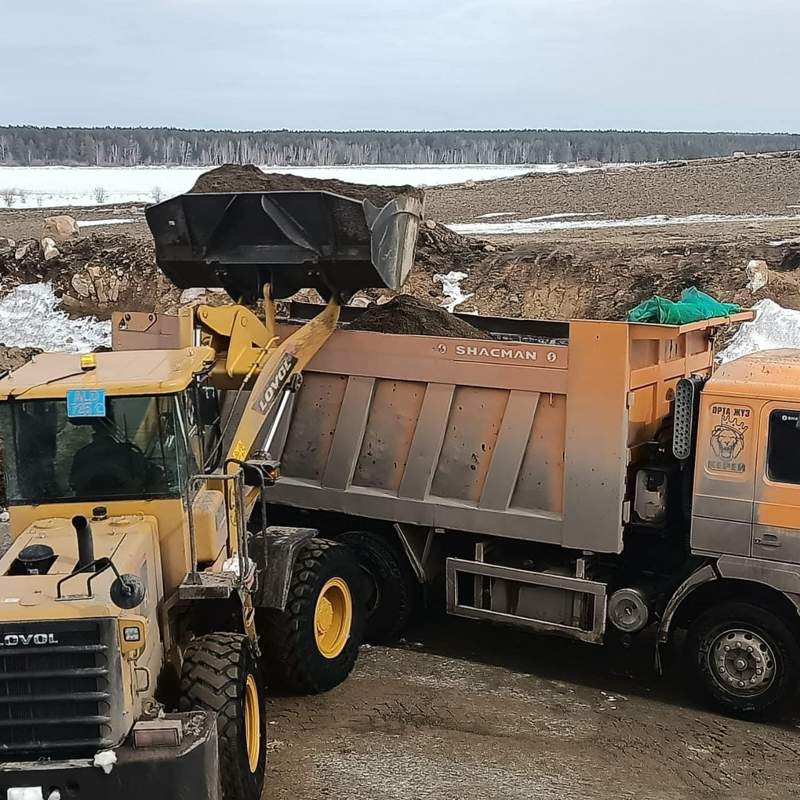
[118,617,146,657]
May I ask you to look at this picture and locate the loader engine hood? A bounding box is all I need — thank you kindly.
[145,189,424,303]
[0,514,161,621]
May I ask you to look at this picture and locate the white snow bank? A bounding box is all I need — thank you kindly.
[0,163,603,209]
[434,271,473,312]
[77,218,136,228]
[719,299,800,363]
[0,283,111,352]
[449,213,800,236]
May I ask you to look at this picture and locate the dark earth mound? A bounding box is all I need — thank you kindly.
[348,295,491,339]
[190,163,424,208]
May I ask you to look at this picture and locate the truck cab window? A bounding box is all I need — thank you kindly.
[767,410,800,484]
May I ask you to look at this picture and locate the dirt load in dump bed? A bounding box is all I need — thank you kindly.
[189,163,424,207]
[348,295,492,339]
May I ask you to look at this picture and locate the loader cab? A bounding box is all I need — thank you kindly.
[0,347,215,515]
[691,349,800,563]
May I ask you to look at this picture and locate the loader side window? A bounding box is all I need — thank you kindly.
[767,410,800,484]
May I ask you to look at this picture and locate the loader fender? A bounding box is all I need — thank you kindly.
[658,564,717,645]
[251,526,317,610]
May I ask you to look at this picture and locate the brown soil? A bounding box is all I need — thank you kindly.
[190,163,424,207]
[348,295,491,339]
[428,151,800,223]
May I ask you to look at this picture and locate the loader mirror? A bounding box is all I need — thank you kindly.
[242,459,280,488]
[110,574,147,610]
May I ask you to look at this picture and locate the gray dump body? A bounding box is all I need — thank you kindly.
[266,311,737,554]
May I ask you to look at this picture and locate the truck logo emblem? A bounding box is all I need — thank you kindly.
[0,633,59,647]
[710,419,746,461]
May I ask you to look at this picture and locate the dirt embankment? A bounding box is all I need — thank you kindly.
[429,150,800,223]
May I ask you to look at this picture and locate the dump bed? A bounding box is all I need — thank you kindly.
[266,311,751,554]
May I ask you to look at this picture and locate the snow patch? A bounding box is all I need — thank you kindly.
[434,271,473,312]
[769,238,800,247]
[0,163,605,209]
[478,212,518,219]
[449,213,800,236]
[77,218,136,228]
[718,299,800,363]
[0,283,111,352]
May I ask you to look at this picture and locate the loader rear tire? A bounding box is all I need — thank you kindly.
[260,537,365,694]
[179,632,266,800]
[338,529,418,642]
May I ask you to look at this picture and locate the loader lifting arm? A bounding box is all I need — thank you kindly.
[145,186,423,551]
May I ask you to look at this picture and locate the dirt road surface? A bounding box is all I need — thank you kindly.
[266,615,800,800]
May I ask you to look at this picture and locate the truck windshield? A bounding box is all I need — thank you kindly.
[0,395,185,504]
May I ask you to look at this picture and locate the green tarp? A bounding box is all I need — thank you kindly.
[627,287,740,325]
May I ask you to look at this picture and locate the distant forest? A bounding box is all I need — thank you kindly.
[1,127,799,167]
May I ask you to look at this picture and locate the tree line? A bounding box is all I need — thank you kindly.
[1,127,798,167]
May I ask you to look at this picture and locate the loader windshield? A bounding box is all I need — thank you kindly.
[0,395,188,504]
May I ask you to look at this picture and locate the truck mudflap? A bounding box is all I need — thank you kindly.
[0,711,220,800]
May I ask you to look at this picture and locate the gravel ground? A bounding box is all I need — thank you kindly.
[266,616,800,800]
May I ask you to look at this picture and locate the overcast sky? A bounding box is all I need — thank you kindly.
[2,0,797,132]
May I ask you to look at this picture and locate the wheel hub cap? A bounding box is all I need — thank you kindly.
[709,628,776,697]
[243,674,261,773]
[314,577,353,660]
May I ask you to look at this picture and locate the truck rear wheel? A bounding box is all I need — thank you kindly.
[687,601,800,717]
[339,529,418,642]
[260,538,364,694]
[179,632,266,800]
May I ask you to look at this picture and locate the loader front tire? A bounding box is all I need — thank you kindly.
[179,632,266,800]
[260,538,365,694]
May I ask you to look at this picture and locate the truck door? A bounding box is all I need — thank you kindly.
[753,404,800,563]
[691,397,758,557]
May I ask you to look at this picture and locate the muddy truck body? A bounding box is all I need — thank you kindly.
[242,303,800,716]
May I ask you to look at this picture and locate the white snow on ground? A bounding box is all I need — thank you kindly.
[449,213,800,236]
[77,218,136,228]
[719,299,800,363]
[0,163,606,209]
[478,212,518,219]
[518,212,603,222]
[0,283,111,352]
[434,271,473,312]
[769,238,800,246]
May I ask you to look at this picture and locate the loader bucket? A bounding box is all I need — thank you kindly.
[145,190,424,303]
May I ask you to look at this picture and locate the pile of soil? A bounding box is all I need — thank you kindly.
[349,295,491,339]
[190,163,424,208]
[0,233,179,319]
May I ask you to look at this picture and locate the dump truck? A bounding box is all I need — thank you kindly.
[0,188,423,800]
[242,302,800,717]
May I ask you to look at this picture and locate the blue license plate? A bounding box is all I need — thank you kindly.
[66,388,107,418]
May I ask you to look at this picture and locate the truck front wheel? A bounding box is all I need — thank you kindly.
[260,538,365,694]
[687,601,800,717]
[179,632,266,800]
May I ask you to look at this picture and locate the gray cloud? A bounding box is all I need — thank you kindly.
[2,0,796,131]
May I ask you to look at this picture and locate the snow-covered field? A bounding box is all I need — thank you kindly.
[449,212,800,236]
[0,163,591,209]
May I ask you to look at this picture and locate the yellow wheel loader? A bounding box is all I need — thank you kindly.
[0,188,422,800]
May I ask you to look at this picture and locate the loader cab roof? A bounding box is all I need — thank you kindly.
[706,349,800,402]
[0,346,215,400]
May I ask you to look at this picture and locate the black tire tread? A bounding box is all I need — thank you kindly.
[338,529,417,642]
[262,537,363,694]
[687,601,800,718]
[179,632,265,800]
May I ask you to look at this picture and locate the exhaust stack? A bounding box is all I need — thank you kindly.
[72,515,95,572]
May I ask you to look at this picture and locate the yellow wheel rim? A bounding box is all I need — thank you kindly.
[243,674,261,773]
[314,577,353,659]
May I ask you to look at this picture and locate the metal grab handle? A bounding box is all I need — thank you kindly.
[755,533,782,548]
